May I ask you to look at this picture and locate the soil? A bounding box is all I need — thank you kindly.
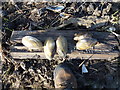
[1,2,120,89]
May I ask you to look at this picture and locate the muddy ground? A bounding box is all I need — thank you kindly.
[1,2,120,89]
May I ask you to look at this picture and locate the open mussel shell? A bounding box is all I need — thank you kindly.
[46,5,64,12]
[22,36,43,51]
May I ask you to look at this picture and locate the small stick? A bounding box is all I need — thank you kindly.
[79,54,94,67]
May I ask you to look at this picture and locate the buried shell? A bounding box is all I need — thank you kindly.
[22,36,43,51]
[44,37,55,60]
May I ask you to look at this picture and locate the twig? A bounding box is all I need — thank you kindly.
[2,53,17,65]
[79,54,94,68]
[10,12,26,23]
[49,14,60,27]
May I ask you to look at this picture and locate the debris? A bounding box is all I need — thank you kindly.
[93,7,101,16]
[107,26,120,37]
[106,26,120,44]
[20,62,26,70]
[59,12,71,19]
[102,3,112,16]
[87,3,95,14]
[82,64,88,74]
[61,16,109,29]
[110,10,120,24]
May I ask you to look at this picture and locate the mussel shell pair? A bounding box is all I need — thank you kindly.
[44,36,68,60]
[22,36,68,60]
